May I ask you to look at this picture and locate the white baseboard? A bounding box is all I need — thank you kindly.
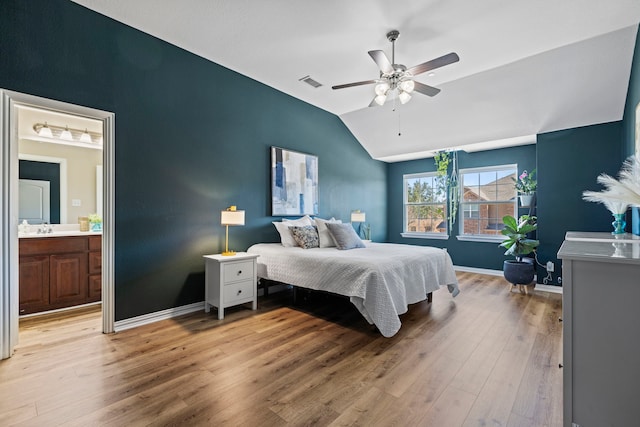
[454,265,503,276]
[19,301,101,319]
[114,265,563,332]
[454,265,562,294]
[114,301,205,332]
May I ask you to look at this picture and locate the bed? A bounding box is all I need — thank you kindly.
[247,242,459,337]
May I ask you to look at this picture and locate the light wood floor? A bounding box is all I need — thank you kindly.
[0,272,562,426]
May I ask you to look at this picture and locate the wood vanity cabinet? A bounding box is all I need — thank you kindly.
[19,235,102,315]
[88,236,102,302]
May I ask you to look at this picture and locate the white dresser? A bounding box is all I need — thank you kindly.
[558,232,640,427]
[203,253,259,319]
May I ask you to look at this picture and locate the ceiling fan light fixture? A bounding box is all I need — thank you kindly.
[374,94,387,106]
[400,79,415,94]
[374,81,390,96]
[398,91,412,104]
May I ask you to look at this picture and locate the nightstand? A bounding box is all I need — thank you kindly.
[203,252,259,319]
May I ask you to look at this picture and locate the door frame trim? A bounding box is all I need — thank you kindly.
[0,89,115,359]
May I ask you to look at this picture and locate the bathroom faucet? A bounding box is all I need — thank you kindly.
[38,222,52,234]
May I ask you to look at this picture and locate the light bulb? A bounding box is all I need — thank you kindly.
[38,122,53,138]
[60,126,73,141]
[374,94,387,106]
[400,79,415,93]
[374,81,390,96]
[79,129,92,143]
[398,90,412,104]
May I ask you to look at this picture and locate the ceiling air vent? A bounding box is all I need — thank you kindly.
[299,75,323,88]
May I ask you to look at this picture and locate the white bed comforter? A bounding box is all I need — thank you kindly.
[247,242,459,337]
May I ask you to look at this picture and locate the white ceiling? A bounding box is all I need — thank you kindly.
[72,0,640,161]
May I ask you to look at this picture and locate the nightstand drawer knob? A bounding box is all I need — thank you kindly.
[237,270,242,275]
[237,289,242,295]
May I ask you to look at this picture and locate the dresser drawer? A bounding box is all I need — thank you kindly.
[223,279,255,304]
[223,261,254,283]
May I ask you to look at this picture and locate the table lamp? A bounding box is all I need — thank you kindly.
[350,210,366,223]
[221,206,245,256]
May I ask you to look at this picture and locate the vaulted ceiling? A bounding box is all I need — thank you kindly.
[72,0,640,161]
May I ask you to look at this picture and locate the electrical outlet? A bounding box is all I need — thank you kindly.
[72,199,81,207]
[546,261,555,272]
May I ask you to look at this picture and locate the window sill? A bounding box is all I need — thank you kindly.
[456,235,506,243]
[401,232,449,240]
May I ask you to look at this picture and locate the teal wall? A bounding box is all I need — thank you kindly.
[622,25,640,234]
[387,145,536,271]
[536,121,624,284]
[0,0,386,320]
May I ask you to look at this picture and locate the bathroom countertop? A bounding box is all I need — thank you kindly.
[19,230,102,238]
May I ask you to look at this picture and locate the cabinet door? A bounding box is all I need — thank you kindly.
[50,253,88,306]
[89,251,102,274]
[19,255,50,314]
[88,274,101,302]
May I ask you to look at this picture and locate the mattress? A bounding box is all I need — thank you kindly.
[247,242,459,337]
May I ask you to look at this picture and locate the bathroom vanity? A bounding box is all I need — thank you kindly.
[19,231,102,315]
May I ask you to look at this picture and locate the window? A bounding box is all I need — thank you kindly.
[402,172,448,238]
[458,165,517,241]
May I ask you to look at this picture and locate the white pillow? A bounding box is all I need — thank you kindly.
[315,217,342,248]
[273,216,312,247]
[283,215,315,226]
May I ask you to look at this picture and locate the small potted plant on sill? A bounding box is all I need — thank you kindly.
[500,214,539,294]
[513,169,537,207]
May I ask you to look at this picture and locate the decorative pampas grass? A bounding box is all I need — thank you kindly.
[582,188,629,214]
[582,154,640,214]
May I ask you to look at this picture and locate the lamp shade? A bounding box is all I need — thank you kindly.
[351,211,366,222]
[221,209,245,226]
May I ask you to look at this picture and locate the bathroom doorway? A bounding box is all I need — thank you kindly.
[0,89,115,359]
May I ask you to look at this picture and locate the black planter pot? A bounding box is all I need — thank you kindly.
[503,260,535,285]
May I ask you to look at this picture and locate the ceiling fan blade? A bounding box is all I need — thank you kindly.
[368,50,394,74]
[332,79,377,90]
[407,52,460,76]
[413,81,441,97]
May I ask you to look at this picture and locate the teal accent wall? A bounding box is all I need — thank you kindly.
[536,121,624,284]
[622,25,640,234]
[387,145,536,271]
[1,0,386,320]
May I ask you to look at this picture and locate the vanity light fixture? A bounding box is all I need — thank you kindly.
[79,128,92,143]
[220,206,245,256]
[32,122,102,146]
[37,121,54,138]
[60,126,73,141]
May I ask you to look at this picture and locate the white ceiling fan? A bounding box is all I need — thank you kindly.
[332,30,460,107]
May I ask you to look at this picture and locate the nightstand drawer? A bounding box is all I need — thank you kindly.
[224,279,255,304]
[223,261,254,283]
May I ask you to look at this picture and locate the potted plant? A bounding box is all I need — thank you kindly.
[500,214,539,293]
[88,213,102,232]
[513,169,536,207]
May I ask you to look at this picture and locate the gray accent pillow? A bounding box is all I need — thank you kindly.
[290,225,320,249]
[325,222,365,250]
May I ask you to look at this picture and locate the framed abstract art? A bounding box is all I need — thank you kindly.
[271,147,318,216]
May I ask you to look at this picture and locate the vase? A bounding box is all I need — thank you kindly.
[611,213,626,235]
[519,194,534,207]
